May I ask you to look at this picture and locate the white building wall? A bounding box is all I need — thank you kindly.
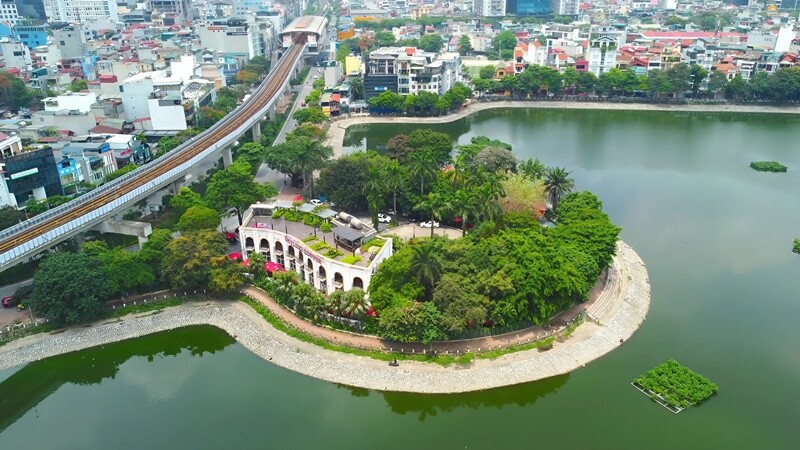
[121,78,154,121]
[239,224,393,296]
[147,99,187,130]
[0,0,19,25]
[44,0,118,22]
[0,39,32,71]
[42,93,97,113]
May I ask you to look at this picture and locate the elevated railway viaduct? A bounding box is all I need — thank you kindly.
[0,34,313,271]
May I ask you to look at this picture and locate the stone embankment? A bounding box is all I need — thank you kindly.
[0,241,650,394]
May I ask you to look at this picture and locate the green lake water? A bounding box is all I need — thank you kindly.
[2,108,800,449]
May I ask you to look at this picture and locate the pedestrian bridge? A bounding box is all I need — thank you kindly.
[0,34,313,271]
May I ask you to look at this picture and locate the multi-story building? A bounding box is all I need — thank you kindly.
[473,0,506,16]
[52,24,86,60]
[365,47,462,100]
[60,141,117,184]
[148,0,191,24]
[0,0,19,25]
[506,0,550,16]
[11,22,48,49]
[587,36,618,77]
[552,0,579,15]
[1,147,62,205]
[0,37,31,71]
[0,132,22,160]
[15,0,46,20]
[44,0,118,22]
[42,92,97,114]
[198,19,258,64]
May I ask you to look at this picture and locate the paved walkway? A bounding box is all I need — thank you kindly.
[0,242,650,393]
[241,240,639,354]
[324,100,800,156]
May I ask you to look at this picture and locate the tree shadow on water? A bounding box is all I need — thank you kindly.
[0,325,234,432]
[336,374,570,422]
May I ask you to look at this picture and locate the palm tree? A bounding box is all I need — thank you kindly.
[362,166,386,228]
[474,184,503,222]
[519,157,546,180]
[544,166,575,212]
[452,190,477,236]
[342,288,369,319]
[414,192,453,238]
[409,244,443,298]
[325,290,345,316]
[407,150,437,195]
[384,160,406,216]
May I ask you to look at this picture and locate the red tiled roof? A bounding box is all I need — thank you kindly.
[643,31,745,39]
[91,125,121,134]
[0,132,9,141]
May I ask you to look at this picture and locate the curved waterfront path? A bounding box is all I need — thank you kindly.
[325,100,800,156]
[0,241,650,393]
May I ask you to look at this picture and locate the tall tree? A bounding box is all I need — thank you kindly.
[161,230,229,289]
[419,33,444,53]
[544,166,575,212]
[409,243,444,296]
[384,160,406,216]
[30,252,113,326]
[205,159,277,224]
[407,150,437,195]
[452,190,477,237]
[179,205,221,232]
[457,34,472,55]
[415,193,453,238]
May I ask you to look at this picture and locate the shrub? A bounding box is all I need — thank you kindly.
[341,255,362,265]
[272,209,285,219]
[310,241,329,251]
[320,222,333,232]
[301,235,317,243]
[793,238,800,255]
[750,161,788,172]
[324,249,343,258]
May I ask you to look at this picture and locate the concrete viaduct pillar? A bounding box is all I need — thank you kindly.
[252,122,262,142]
[222,145,233,168]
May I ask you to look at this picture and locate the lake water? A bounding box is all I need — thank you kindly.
[2,108,800,449]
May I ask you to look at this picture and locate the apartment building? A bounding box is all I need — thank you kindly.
[364,47,461,100]
[44,0,119,22]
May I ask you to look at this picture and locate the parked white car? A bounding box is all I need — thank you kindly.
[420,220,440,228]
[378,213,392,223]
[310,199,322,206]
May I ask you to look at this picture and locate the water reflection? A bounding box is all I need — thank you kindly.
[337,375,569,421]
[0,325,233,431]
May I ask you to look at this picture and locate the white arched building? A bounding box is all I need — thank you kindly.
[239,204,393,295]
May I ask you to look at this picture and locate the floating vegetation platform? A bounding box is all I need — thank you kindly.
[750,161,788,173]
[632,360,718,414]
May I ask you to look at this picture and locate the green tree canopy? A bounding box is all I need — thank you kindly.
[205,159,278,223]
[30,252,113,326]
[179,205,221,233]
[161,230,229,289]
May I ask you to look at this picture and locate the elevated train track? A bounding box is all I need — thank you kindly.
[0,36,308,270]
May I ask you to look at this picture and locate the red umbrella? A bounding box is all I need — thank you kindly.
[228,252,242,261]
[265,261,285,273]
[240,259,249,267]
[293,195,303,202]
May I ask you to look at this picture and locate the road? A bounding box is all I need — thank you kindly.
[0,279,33,329]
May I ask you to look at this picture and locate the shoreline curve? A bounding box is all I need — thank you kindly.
[324,100,800,156]
[0,241,650,394]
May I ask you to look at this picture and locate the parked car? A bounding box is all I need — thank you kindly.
[310,199,322,206]
[420,220,440,228]
[377,213,392,223]
[2,295,15,308]
[224,231,238,243]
